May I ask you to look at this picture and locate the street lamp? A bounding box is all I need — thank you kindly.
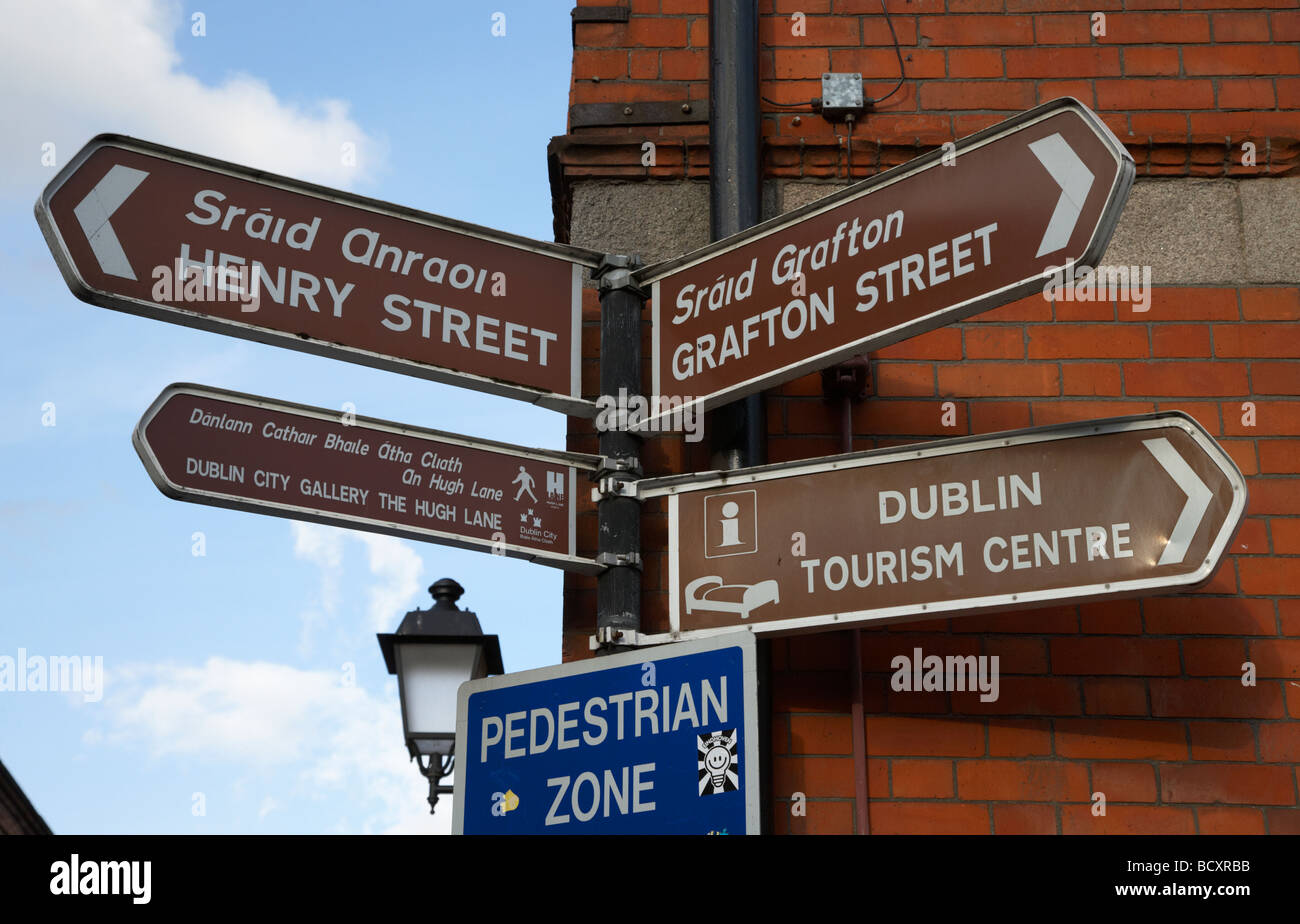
[377,577,503,814]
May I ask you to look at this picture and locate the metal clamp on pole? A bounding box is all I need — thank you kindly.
[598,454,643,476]
[588,626,647,651]
[594,253,648,297]
[590,453,642,500]
[591,475,638,500]
[592,253,647,655]
[595,551,643,570]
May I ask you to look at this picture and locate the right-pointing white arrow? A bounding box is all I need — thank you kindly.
[1143,437,1213,566]
[72,164,149,280]
[1028,133,1095,258]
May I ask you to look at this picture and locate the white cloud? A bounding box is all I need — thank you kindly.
[291,522,425,651]
[291,521,345,656]
[357,533,425,631]
[85,460,447,836]
[292,521,345,610]
[1,0,386,199]
[86,487,443,833]
[105,657,341,764]
[99,656,446,833]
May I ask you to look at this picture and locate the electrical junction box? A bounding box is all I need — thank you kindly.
[820,72,865,120]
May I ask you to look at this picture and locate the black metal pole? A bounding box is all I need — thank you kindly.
[708,0,770,834]
[593,255,645,651]
[824,359,872,835]
[707,0,764,471]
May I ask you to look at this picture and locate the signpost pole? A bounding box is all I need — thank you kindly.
[823,360,872,835]
[708,0,770,833]
[706,0,764,473]
[593,255,646,651]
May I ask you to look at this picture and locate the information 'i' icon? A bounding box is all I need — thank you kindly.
[718,501,742,547]
[703,490,757,558]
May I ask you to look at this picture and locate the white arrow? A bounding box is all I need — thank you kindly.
[1143,437,1213,566]
[72,164,149,280]
[1028,133,1095,258]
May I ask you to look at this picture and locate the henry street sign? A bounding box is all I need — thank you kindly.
[638,98,1135,418]
[638,413,1245,639]
[453,632,759,834]
[133,383,601,573]
[36,135,602,415]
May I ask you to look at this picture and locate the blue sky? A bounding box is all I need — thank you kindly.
[1,0,581,834]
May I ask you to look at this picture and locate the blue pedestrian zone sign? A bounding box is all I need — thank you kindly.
[453,633,759,834]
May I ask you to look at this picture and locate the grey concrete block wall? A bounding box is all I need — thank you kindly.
[567,180,784,267]
[1239,178,1300,284]
[568,182,711,267]
[567,176,1300,286]
[778,181,845,214]
[1104,181,1244,285]
[780,177,1299,286]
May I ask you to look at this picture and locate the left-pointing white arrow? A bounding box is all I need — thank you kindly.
[1144,437,1213,567]
[1028,132,1095,258]
[72,164,149,280]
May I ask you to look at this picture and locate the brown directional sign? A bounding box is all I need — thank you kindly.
[639,98,1135,419]
[638,413,1245,639]
[133,384,602,573]
[37,136,602,415]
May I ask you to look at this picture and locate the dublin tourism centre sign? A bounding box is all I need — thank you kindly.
[638,413,1246,639]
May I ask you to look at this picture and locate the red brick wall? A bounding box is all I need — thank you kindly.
[765,287,1300,834]
[558,3,1300,834]
[562,0,1299,177]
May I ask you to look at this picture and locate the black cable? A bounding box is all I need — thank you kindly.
[846,116,854,179]
[869,0,907,106]
[761,95,816,110]
[762,0,907,118]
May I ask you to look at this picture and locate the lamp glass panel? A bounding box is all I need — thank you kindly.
[397,642,482,737]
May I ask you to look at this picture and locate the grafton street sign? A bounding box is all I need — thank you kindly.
[638,98,1135,419]
[36,135,602,415]
[637,413,1246,639]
